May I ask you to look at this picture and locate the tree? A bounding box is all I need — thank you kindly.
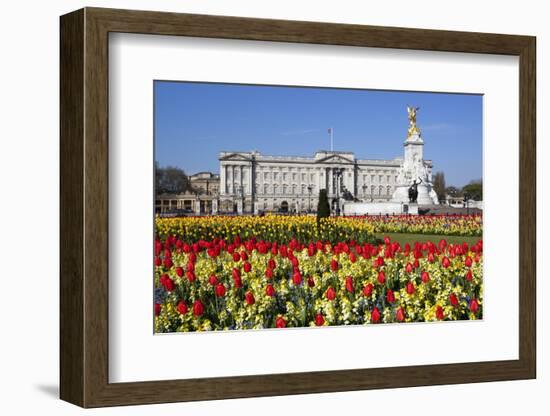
[317,189,330,223]
[155,164,193,195]
[432,171,446,202]
[462,179,483,201]
[445,186,462,198]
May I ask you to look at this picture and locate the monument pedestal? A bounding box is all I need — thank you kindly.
[402,203,418,215]
[391,183,436,206]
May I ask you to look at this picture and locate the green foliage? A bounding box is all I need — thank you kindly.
[462,180,483,201]
[316,189,331,223]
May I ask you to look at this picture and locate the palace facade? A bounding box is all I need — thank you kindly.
[218,150,433,214]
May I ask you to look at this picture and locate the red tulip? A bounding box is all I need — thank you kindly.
[265,268,274,279]
[292,271,302,286]
[386,289,395,303]
[363,283,374,297]
[232,268,241,279]
[241,251,248,261]
[162,276,175,292]
[421,271,430,283]
[405,262,413,273]
[232,252,241,262]
[315,313,325,326]
[176,300,188,315]
[464,256,473,267]
[245,291,255,305]
[266,284,276,297]
[466,270,473,281]
[154,303,161,316]
[233,276,242,288]
[345,276,354,293]
[186,270,196,282]
[371,307,381,323]
[175,266,184,277]
[377,271,386,284]
[406,281,415,295]
[243,262,252,273]
[154,256,162,267]
[449,293,459,307]
[470,298,479,313]
[193,299,205,317]
[427,252,435,263]
[436,305,444,320]
[268,258,276,269]
[396,307,405,322]
[442,257,451,268]
[163,257,173,269]
[276,316,287,328]
[307,276,315,288]
[215,283,226,297]
[330,259,339,271]
[326,286,336,301]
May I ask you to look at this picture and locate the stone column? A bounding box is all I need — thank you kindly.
[230,165,235,194]
[194,198,201,215]
[212,198,218,214]
[247,166,252,194]
[220,164,226,194]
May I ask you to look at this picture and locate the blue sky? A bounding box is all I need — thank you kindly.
[154,81,482,188]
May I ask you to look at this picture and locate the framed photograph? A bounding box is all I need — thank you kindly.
[60,7,536,408]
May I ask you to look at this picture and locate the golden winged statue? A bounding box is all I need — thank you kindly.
[407,105,421,137]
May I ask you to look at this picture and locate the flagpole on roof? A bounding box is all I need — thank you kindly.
[329,128,333,151]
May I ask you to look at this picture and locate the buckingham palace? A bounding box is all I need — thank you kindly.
[217,150,433,214]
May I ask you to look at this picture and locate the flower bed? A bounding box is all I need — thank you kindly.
[154,219,483,332]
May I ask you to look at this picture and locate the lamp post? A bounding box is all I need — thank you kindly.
[464,193,470,215]
[307,185,313,213]
[332,168,344,216]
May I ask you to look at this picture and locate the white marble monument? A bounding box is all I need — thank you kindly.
[391,106,439,205]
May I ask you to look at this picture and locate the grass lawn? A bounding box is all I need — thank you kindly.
[374,232,482,246]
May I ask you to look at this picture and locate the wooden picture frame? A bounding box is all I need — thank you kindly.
[60,7,536,408]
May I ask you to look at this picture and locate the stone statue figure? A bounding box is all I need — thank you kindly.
[407,105,421,137]
[408,178,422,203]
